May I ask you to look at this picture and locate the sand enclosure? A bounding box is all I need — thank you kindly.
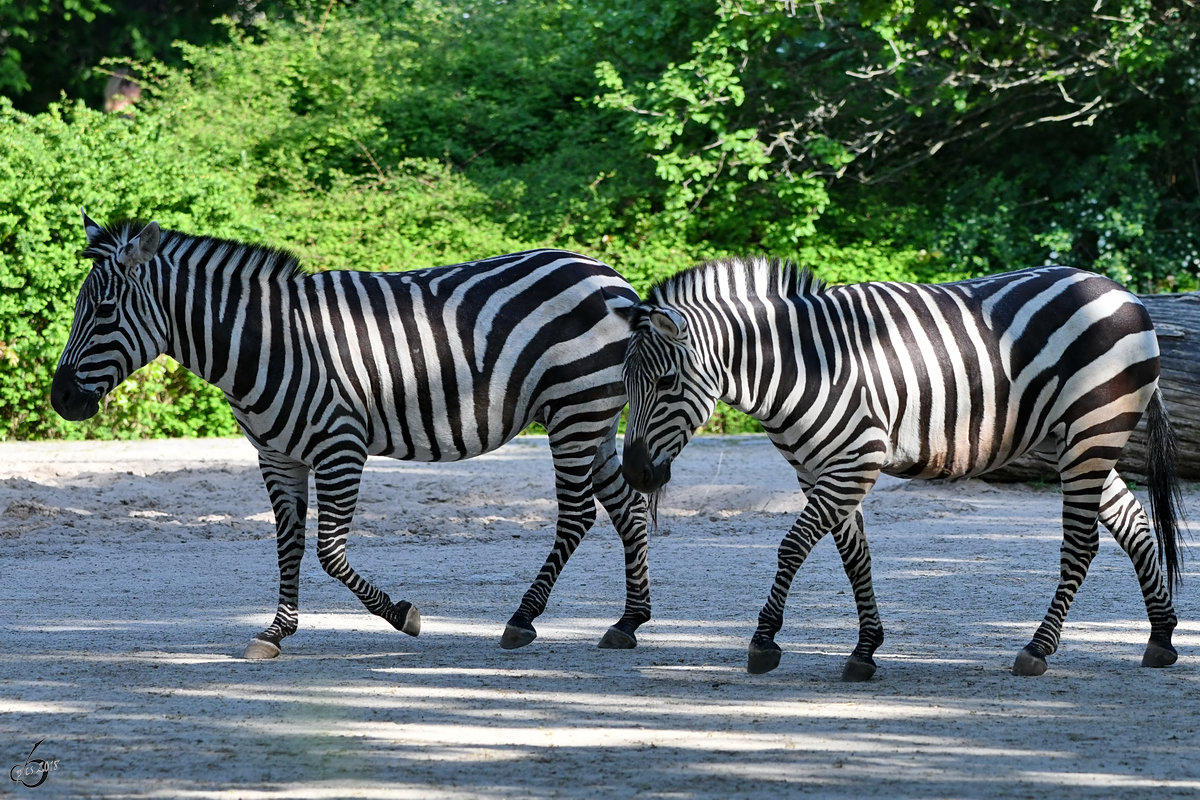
[2,435,1198,798]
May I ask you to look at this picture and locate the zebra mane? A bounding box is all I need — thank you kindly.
[647,255,824,304]
[84,219,304,282]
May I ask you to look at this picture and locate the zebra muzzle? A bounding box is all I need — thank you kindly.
[50,366,102,421]
[622,439,672,493]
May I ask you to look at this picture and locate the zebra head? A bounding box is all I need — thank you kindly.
[614,300,719,494]
[51,213,169,421]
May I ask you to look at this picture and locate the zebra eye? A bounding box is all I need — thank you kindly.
[95,301,118,318]
[656,373,675,391]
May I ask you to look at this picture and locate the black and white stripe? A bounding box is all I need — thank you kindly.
[615,257,1184,678]
[53,215,651,657]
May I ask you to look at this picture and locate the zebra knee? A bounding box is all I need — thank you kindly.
[317,551,347,581]
[578,500,598,533]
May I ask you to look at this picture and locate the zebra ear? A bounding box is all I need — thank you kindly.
[117,221,162,269]
[603,288,642,325]
[649,308,687,340]
[81,210,104,243]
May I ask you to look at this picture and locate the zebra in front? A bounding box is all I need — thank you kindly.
[613,257,1184,678]
[52,214,651,657]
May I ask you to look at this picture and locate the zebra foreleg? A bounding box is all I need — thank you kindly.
[243,454,310,659]
[591,430,652,649]
[749,510,829,675]
[501,444,597,649]
[314,449,421,640]
[830,510,884,681]
[1014,480,1102,676]
[1099,472,1178,667]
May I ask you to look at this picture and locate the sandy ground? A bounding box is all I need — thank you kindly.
[1,434,1199,800]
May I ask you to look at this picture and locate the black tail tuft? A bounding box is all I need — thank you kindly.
[1145,389,1187,594]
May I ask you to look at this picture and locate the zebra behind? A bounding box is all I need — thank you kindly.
[614,257,1185,679]
[52,214,651,657]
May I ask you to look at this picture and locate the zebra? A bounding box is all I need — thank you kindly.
[611,256,1185,679]
[51,214,651,658]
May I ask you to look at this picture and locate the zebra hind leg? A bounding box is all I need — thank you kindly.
[590,422,651,649]
[1098,471,1178,667]
[1013,474,1103,676]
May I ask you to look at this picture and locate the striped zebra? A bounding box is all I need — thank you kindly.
[52,214,651,658]
[612,257,1185,679]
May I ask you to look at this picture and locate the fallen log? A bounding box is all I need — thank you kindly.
[981,291,1200,482]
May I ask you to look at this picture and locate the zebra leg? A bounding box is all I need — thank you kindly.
[748,490,846,675]
[501,434,599,649]
[1098,471,1178,667]
[1013,478,1103,676]
[243,452,310,659]
[591,422,652,649]
[313,448,420,639]
[830,510,884,681]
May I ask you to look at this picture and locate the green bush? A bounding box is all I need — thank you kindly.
[0,93,542,441]
[6,2,1197,443]
[0,97,258,440]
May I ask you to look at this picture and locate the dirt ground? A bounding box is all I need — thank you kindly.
[1,434,1198,799]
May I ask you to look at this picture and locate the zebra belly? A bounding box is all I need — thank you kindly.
[365,399,529,463]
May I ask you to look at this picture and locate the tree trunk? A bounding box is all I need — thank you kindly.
[981,291,1200,483]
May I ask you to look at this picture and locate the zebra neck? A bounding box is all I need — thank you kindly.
[155,247,296,398]
[705,295,831,423]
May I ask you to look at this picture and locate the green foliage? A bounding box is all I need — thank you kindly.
[595,2,834,254]
[0,0,309,111]
[3,1,1199,441]
[0,97,259,440]
[597,0,1200,290]
[696,402,762,435]
[0,0,111,99]
[0,69,530,441]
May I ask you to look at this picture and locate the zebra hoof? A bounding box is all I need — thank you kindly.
[386,601,421,637]
[500,622,537,650]
[1142,640,1178,668]
[1012,645,1048,676]
[598,625,637,649]
[242,638,282,660]
[747,641,782,675]
[842,654,877,682]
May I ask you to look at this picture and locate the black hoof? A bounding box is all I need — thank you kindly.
[1142,640,1178,668]
[1012,645,1048,676]
[242,637,282,660]
[500,620,537,650]
[842,653,877,682]
[598,625,637,649]
[385,601,421,636]
[747,640,782,675]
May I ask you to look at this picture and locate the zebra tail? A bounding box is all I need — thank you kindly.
[1145,388,1187,594]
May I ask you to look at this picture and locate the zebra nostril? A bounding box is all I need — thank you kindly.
[50,366,78,416]
[50,365,101,421]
